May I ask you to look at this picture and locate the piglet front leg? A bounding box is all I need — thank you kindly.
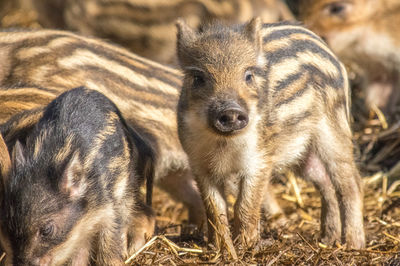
[197,179,238,260]
[233,167,271,247]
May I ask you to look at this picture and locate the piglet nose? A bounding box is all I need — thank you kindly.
[214,102,249,133]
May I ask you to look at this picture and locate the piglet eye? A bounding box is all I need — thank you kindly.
[325,2,347,16]
[245,70,254,84]
[193,73,205,87]
[40,223,55,238]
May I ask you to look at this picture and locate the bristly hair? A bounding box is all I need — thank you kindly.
[263,20,303,27]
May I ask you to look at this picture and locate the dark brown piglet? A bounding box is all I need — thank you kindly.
[0,87,154,265]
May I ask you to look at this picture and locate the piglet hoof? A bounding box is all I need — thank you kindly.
[320,236,340,248]
[345,232,366,250]
[210,236,238,261]
[233,226,259,249]
[242,236,258,249]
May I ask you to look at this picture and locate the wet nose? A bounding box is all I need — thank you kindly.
[214,106,249,133]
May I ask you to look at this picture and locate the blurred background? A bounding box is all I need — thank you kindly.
[0,0,399,263]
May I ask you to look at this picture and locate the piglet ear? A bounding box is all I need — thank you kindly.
[244,17,263,54]
[176,18,197,67]
[0,134,11,193]
[60,152,86,199]
[12,141,26,168]
[176,18,196,47]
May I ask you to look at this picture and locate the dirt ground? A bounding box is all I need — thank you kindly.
[1,171,399,264]
[0,3,399,265]
[126,175,399,265]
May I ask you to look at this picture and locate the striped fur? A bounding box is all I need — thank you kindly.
[0,88,154,265]
[0,134,10,187]
[61,0,294,64]
[177,18,364,257]
[0,29,205,226]
[2,0,294,64]
[299,0,400,116]
[0,87,54,123]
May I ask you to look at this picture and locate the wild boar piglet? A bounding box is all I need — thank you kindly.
[299,0,400,117]
[176,17,365,258]
[0,87,155,265]
[0,28,204,227]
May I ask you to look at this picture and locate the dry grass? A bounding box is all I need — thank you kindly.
[3,173,397,265]
[0,6,399,266]
[125,176,399,265]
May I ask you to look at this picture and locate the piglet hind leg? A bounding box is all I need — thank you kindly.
[157,169,206,228]
[330,158,365,249]
[309,140,365,249]
[261,181,286,227]
[303,152,342,246]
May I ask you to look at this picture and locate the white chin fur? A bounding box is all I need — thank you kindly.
[182,107,264,182]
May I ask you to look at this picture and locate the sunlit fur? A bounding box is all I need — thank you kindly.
[0,88,54,124]
[25,0,294,64]
[0,29,205,227]
[299,0,400,115]
[177,18,365,258]
[0,88,154,265]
